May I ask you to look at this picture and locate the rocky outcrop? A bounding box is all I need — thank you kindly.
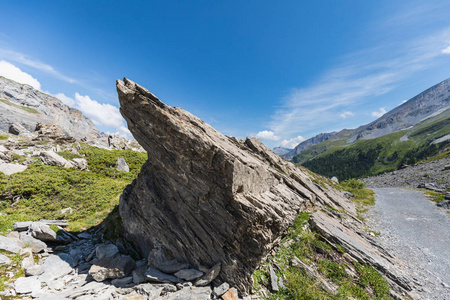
[0,76,100,141]
[116,78,359,294]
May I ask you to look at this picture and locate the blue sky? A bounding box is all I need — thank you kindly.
[1,1,450,149]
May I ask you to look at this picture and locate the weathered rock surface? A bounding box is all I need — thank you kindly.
[0,76,100,141]
[116,157,130,172]
[34,122,76,143]
[116,78,357,294]
[9,122,30,136]
[89,255,135,281]
[0,163,28,175]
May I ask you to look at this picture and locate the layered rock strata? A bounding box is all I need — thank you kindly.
[116,78,358,293]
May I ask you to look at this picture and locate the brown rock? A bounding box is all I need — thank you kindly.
[221,287,239,300]
[116,78,355,294]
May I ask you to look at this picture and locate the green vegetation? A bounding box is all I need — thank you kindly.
[0,98,40,114]
[252,212,392,299]
[0,134,7,140]
[0,145,147,233]
[297,111,450,180]
[0,250,27,295]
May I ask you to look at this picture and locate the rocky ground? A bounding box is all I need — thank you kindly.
[361,156,450,190]
[0,221,243,300]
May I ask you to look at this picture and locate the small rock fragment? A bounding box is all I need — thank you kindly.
[14,276,41,294]
[213,282,230,297]
[195,262,221,286]
[221,287,239,300]
[145,267,181,283]
[174,268,204,281]
[96,243,119,260]
[0,253,11,265]
[116,157,129,172]
[269,264,279,292]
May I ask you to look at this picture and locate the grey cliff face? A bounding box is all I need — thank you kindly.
[0,76,100,141]
[116,78,355,294]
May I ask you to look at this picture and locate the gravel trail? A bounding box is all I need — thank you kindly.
[367,188,450,300]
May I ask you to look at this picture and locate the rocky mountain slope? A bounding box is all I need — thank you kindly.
[116,78,415,298]
[0,76,100,141]
[271,146,292,155]
[283,132,337,160]
[286,77,450,162]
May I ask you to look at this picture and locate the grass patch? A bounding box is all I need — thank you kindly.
[0,145,146,233]
[0,134,7,140]
[252,212,392,299]
[422,190,445,204]
[338,179,375,206]
[56,151,83,160]
[0,250,25,294]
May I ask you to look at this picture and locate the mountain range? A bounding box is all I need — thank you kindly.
[280,78,450,179]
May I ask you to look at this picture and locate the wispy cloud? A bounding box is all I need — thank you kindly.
[371,108,387,118]
[0,48,76,83]
[269,27,450,138]
[0,60,41,90]
[339,111,354,119]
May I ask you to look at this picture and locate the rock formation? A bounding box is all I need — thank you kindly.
[116,78,358,294]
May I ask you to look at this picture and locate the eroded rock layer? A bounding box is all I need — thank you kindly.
[116,78,356,293]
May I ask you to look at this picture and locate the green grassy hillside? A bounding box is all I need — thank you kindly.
[300,110,450,180]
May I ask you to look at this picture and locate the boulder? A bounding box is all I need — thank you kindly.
[38,253,73,283]
[116,78,355,294]
[89,255,135,281]
[34,122,76,143]
[39,151,71,167]
[437,200,450,209]
[19,232,47,253]
[0,235,23,253]
[174,269,203,281]
[0,163,28,175]
[9,122,30,136]
[116,157,130,172]
[14,276,41,294]
[96,244,119,260]
[72,158,89,171]
[0,253,11,265]
[29,222,58,242]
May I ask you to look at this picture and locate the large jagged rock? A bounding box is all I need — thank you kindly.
[116,78,357,294]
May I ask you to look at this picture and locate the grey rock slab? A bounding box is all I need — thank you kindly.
[135,283,164,299]
[0,253,11,265]
[77,231,91,239]
[213,282,230,297]
[13,221,32,231]
[47,279,65,291]
[89,255,135,281]
[0,163,27,175]
[116,157,130,172]
[160,286,212,300]
[194,262,221,286]
[14,276,41,294]
[72,158,88,171]
[39,253,73,283]
[269,264,278,292]
[40,150,69,166]
[20,232,47,253]
[132,265,147,284]
[111,276,133,287]
[26,265,44,276]
[32,291,68,300]
[9,122,29,135]
[145,267,182,283]
[29,221,58,242]
[174,269,203,281]
[96,243,119,260]
[0,235,22,253]
[156,259,190,274]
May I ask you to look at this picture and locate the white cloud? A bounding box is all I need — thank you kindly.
[255,130,280,141]
[339,111,354,119]
[441,45,450,54]
[74,93,124,129]
[54,92,75,107]
[280,136,306,149]
[0,60,41,90]
[0,49,75,83]
[372,108,387,118]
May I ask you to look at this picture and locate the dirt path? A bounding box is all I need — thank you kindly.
[368,188,450,300]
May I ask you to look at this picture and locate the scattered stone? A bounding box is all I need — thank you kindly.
[9,123,29,136]
[161,286,212,300]
[157,260,190,274]
[14,276,41,294]
[72,158,89,171]
[213,282,230,297]
[39,253,73,283]
[132,265,147,284]
[60,207,73,214]
[77,231,92,239]
[145,267,182,283]
[111,276,133,287]
[0,235,22,253]
[39,150,70,167]
[0,253,11,265]
[19,232,47,253]
[331,176,339,183]
[34,123,76,143]
[116,157,130,172]
[89,255,135,281]
[20,248,35,269]
[221,287,239,300]
[96,243,119,260]
[269,265,278,292]
[26,265,44,276]
[437,200,450,209]
[29,222,58,242]
[47,279,65,291]
[195,263,221,286]
[174,269,204,281]
[0,163,28,175]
